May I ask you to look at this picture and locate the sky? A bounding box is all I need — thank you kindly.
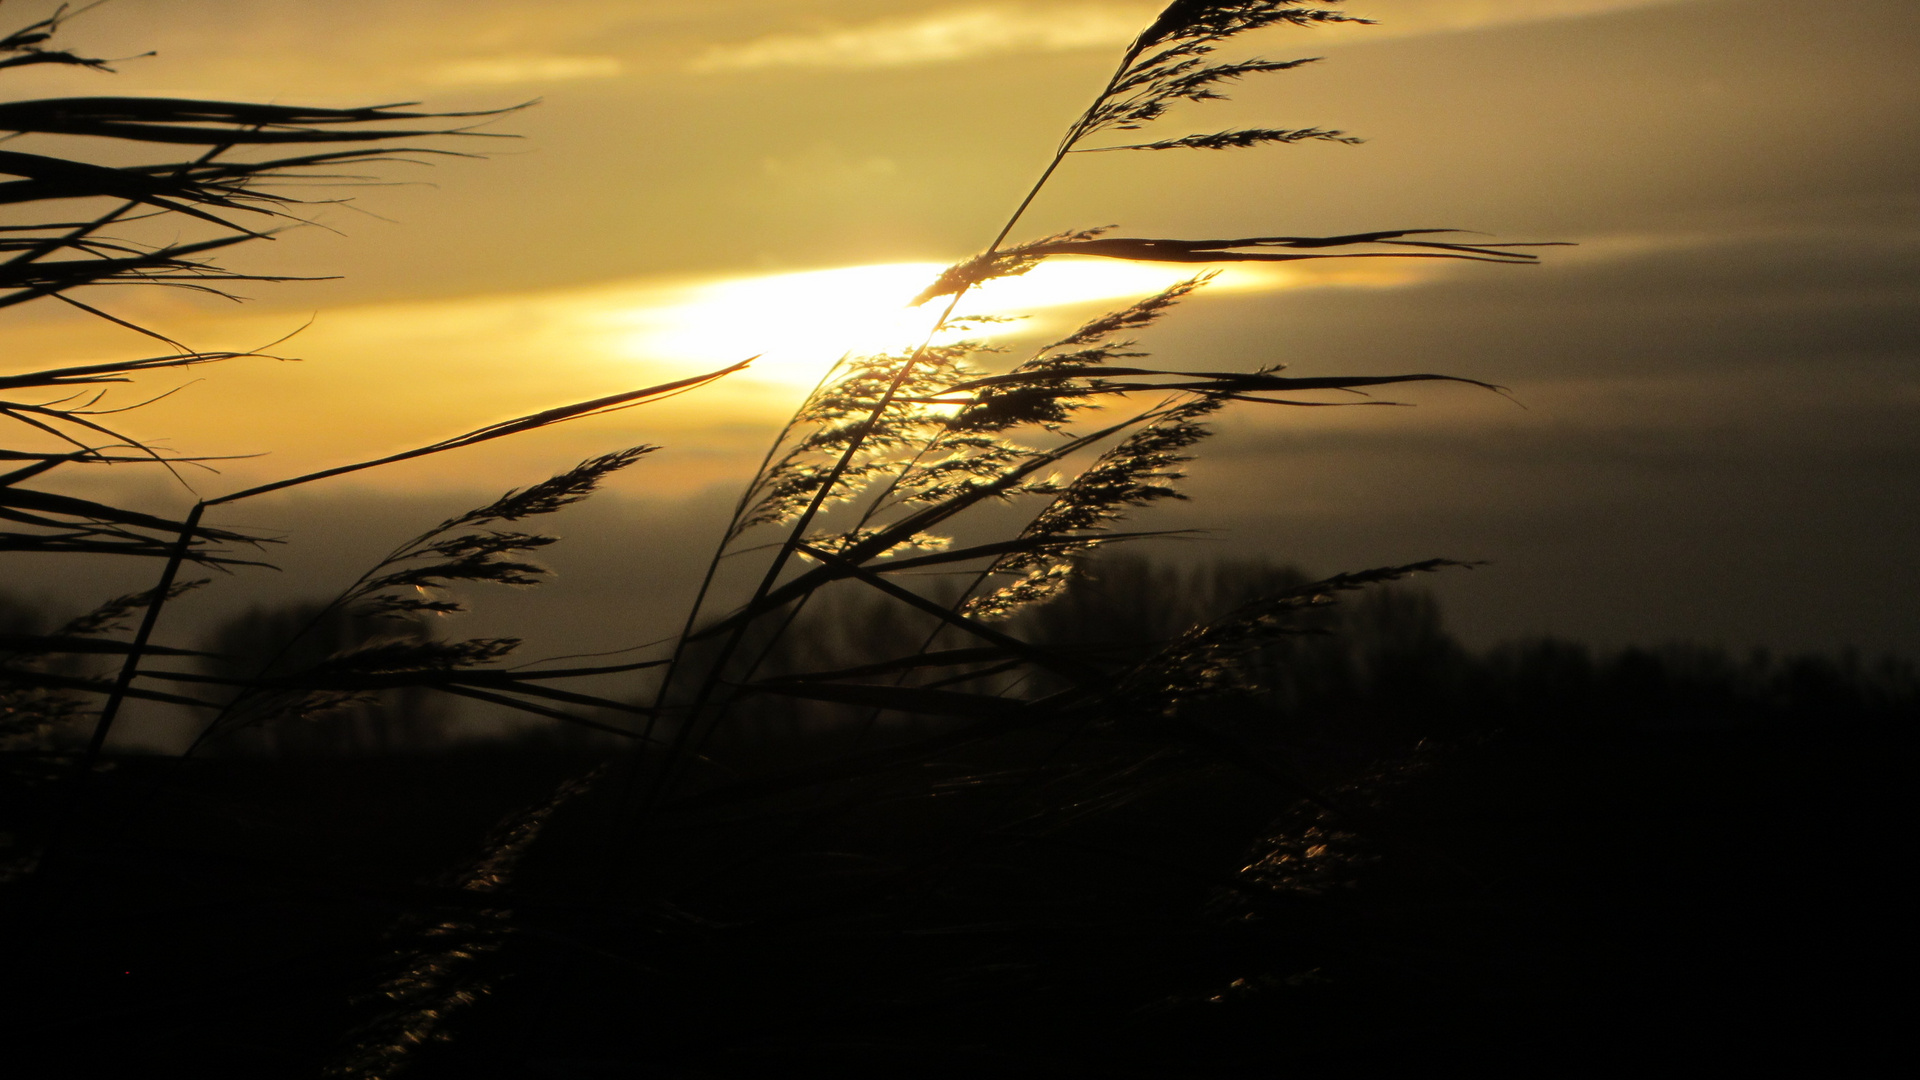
[4,0,1917,688]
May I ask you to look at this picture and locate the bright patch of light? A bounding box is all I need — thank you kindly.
[600,259,1231,387]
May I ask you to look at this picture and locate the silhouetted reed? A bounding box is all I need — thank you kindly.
[1,0,1552,783]
[0,4,1674,1072]
[635,1,1557,824]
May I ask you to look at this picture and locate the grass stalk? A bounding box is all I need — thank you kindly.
[80,501,204,767]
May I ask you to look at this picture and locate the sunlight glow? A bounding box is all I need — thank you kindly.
[601,259,1258,387]
[8,254,1422,492]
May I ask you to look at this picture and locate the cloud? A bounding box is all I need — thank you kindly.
[426,54,624,87]
[1328,0,1691,40]
[688,1,1697,74]
[688,4,1149,73]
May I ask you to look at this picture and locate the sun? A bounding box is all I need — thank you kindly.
[602,258,1255,387]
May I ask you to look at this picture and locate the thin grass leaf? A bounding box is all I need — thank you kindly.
[206,368,739,507]
[1076,126,1360,152]
[1019,230,1563,265]
[0,348,262,392]
[433,684,649,741]
[0,96,517,144]
[0,633,208,659]
[3,668,218,709]
[0,484,249,540]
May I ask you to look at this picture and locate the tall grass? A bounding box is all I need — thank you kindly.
[3,2,1590,1072]
[0,0,1553,781]
[626,0,1551,822]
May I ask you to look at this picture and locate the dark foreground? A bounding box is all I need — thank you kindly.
[4,715,1903,1077]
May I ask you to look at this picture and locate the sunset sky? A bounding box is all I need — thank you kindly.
[4,0,1917,669]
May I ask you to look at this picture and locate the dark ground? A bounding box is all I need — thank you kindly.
[3,708,1904,1078]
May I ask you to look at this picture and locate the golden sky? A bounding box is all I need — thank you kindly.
[4,0,1917,656]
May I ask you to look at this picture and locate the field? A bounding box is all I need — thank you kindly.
[8,615,1908,1073]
